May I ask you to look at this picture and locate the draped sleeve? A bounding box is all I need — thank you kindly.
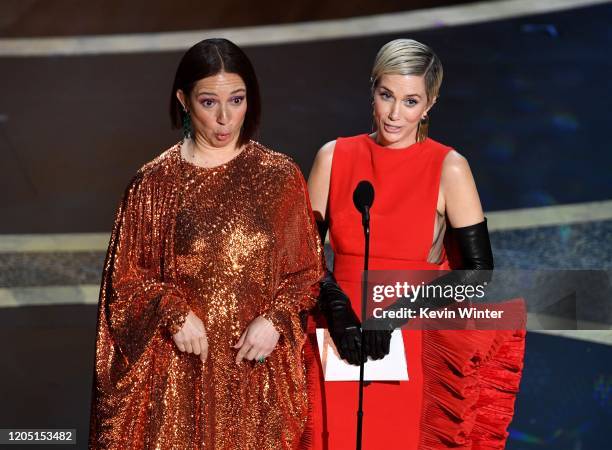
[262,161,325,343]
[99,168,190,365]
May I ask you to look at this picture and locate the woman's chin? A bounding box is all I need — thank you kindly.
[379,130,408,147]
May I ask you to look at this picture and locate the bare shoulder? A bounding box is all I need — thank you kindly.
[314,139,336,168]
[307,140,337,217]
[440,149,484,225]
[319,139,337,155]
[441,149,474,185]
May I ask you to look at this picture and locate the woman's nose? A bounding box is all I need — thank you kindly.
[217,105,230,124]
[388,101,400,120]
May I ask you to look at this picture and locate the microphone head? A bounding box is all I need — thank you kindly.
[353,180,375,214]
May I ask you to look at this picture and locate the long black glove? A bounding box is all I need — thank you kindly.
[319,270,364,365]
[363,218,494,339]
[317,218,393,364]
[315,218,363,365]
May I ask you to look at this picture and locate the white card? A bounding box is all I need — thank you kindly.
[315,328,409,381]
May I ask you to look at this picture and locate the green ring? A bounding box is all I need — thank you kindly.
[257,357,266,363]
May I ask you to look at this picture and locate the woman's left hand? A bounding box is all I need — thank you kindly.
[233,316,280,364]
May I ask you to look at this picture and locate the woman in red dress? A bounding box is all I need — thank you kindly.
[306,39,526,449]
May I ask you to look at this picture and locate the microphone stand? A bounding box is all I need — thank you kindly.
[356,204,370,450]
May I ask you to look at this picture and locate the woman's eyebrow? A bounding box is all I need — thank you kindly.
[379,86,421,98]
[197,88,246,96]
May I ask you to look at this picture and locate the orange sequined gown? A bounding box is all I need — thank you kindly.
[89,141,324,449]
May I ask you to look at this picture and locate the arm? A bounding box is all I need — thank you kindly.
[259,162,325,344]
[103,174,191,363]
[363,152,493,336]
[442,151,485,228]
[316,221,365,365]
[234,163,325,363]
[307,140,335,225]
[307,141,367,365]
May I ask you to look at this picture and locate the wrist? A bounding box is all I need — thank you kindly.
[261,309,288,336]
[160,294,191,335]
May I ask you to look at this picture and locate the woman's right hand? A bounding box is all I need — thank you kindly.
[172,310,208,363]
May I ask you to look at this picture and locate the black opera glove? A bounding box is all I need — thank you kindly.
[363,218,495,336]
[319,271,364,366]
[315,218,364,366]
[362,328,392,360]
[315,218,395,363]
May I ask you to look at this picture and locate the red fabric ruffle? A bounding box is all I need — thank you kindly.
[419,299,526,449]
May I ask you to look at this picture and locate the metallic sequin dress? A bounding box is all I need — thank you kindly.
[89,141,324,449]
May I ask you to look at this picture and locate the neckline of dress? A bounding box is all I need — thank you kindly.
[177,139,249,171]
[363,133,426,153]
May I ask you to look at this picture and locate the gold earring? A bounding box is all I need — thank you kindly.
[371,108,377,133]
[416,114,429,143]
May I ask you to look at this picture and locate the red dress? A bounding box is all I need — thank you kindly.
[305,134,526,449]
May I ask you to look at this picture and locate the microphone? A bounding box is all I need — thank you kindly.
[353,180,375,227]
[352,179,375,450]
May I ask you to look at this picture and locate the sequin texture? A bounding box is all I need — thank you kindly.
[89,141,324,449]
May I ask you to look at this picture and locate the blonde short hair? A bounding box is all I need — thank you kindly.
[370,39,443,105]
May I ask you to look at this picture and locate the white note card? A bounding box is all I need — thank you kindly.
[315,328,409,381]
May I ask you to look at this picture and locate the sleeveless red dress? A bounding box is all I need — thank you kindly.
[304,134,526,450]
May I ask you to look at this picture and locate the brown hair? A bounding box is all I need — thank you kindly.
[169,38,261,147]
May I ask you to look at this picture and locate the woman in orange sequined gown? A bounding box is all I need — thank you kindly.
[89,39,323,449]
[306,39,526,449]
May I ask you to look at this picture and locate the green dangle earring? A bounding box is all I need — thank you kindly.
[182,107,193,139]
